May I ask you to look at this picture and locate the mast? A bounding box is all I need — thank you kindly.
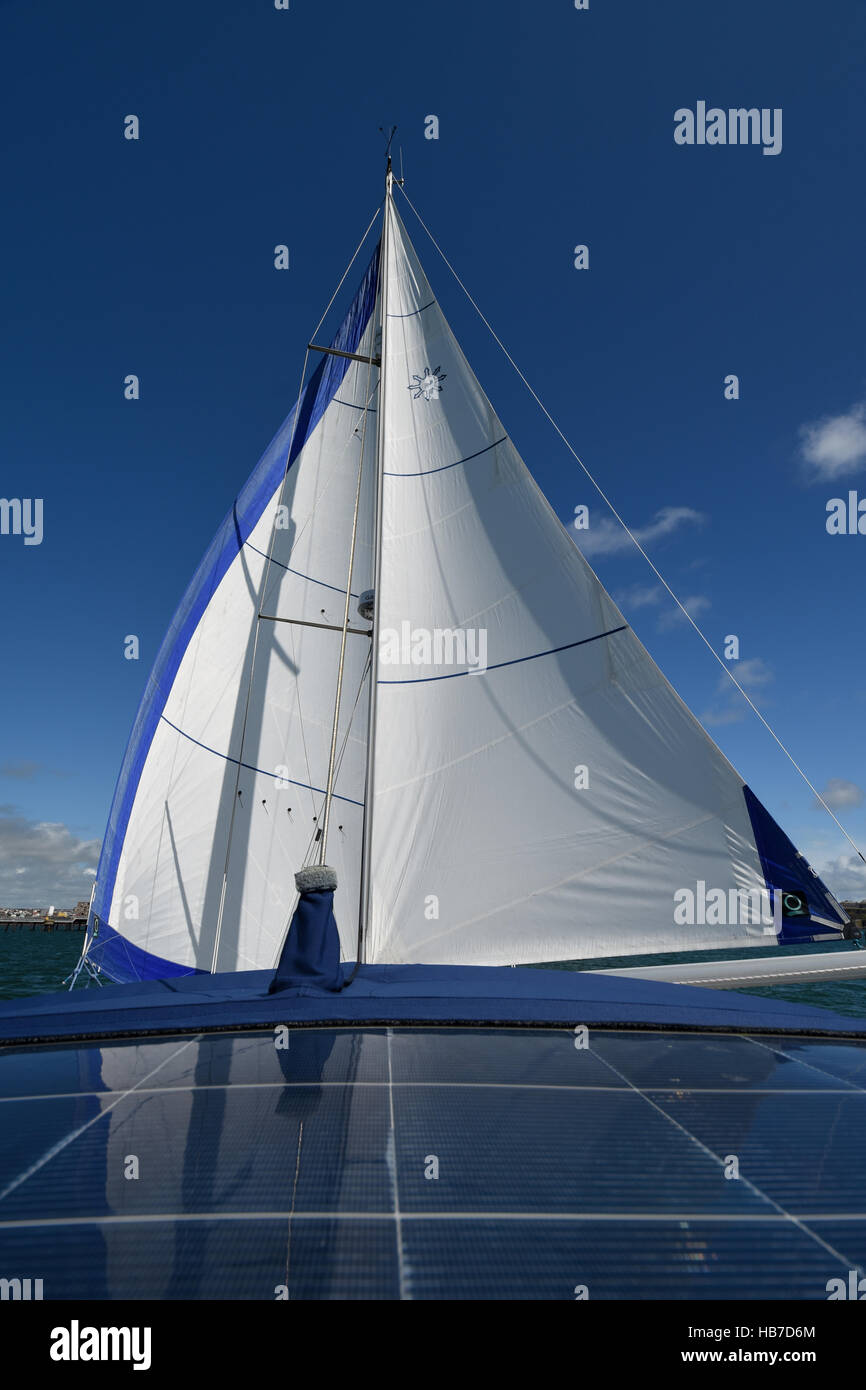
[356,154,393,964]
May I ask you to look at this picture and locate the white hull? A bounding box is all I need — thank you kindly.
[599,949,866,990]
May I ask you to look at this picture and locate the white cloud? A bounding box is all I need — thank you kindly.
[717,656,774,693]
[814,778,864,811]
[813,853,866,901]
[614,584,664,610]
[0,761,42,780]
[0,806,100,905]
[701,658,774,727]
[578,506,705,558]
[699,705,746,727]
[614,583,712,633]
[799,403,866,481]
[656,594,711,631]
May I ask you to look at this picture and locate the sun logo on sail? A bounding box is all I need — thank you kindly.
[408,365,446,401]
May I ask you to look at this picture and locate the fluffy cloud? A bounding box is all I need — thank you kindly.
[701,657,774,727]
[578,506,705,558]
[614,584,711,632]
[614,583,664,610]
[0,761,43,780]
[719,657,774,692]
[814,853,866,901]
[799,403,866,481]
[656,594,711,631]
[0,806,100,906]
[814,779,864,811]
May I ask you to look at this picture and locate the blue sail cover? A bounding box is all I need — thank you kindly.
[269,886,343,994]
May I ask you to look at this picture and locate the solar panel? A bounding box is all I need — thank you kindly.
[1,1027,865,1299]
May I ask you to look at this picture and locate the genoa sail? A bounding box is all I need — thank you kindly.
[365,199,847,964]
[83,191,847,984]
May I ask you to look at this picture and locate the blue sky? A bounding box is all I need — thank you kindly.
[1,0,865,904]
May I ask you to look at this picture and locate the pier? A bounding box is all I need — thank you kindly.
[0,901,90,932]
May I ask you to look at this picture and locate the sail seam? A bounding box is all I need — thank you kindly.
[378,625,627,684]
[244,540,360,597]
[387,300,435,318]
[334,398,378,412]
[159,716,365,807]
[383,435,507,477]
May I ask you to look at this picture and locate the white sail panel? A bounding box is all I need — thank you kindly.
[88,254,379,980]
[366,203,801,964]
[216,341,379,969]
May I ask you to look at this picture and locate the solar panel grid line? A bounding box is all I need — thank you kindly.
[5,1081,865,1105]
[0,1034,202,1207]
[746,1034,866,1090]
[588,1035,866,1280]
[1,1209,857,1227]
[386,1028,410,1300]
[283,1120,304,1297]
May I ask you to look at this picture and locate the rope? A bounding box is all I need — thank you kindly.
[396,184,866,868]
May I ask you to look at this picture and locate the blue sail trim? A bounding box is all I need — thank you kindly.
[743,785,848,944]
[85,921,202,983]
[87,247,380,984]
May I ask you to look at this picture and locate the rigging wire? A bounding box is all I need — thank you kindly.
[396,183,866,868]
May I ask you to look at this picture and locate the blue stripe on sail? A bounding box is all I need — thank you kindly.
[160,716,365,807]
[384,436,507,478]
[379,626,628,685]
[388,300,435,318]
[88,247,380,983]
[85,921,204,983]
[244,540,360,597]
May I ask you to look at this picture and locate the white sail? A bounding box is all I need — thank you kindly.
[87,254,379,979]
[85,192,846,983]
[365,199,846,964]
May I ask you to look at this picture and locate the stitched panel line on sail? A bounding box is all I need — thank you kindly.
[158,716,365,807]
[383,435,508,477]
[387,300,435,318]
[378,625,628,684]
[244,540,360,597]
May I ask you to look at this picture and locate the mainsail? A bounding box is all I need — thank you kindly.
[83,180,848,983]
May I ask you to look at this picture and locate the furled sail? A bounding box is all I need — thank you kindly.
[84,191,847,983]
